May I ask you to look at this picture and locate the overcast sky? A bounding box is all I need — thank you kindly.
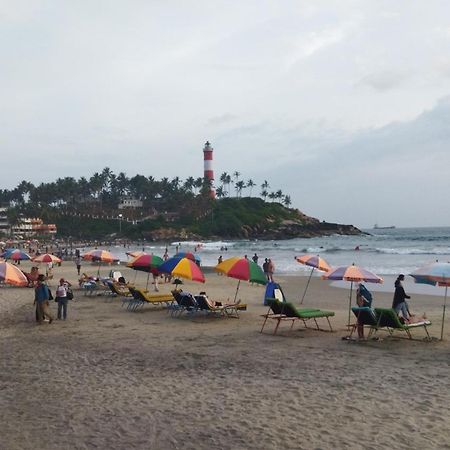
[2,0,450,228]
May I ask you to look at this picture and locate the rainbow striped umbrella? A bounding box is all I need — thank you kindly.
[158,257,205,283]
[0,261,28,286]
[411,262,450,340]
[82,250,119,276]
[126,251,147,258]
[33,253,62,264]
[215,256,266,302]
[323,264,383,325]
[127,253,164,288]
[295,254,331,304]
[82,250,119,263]
[175,252,201,262]
[2,249,31,261]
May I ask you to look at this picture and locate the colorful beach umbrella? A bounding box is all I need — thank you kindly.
[158,256,205,283]
[2,249,31,261]
[322,264,383,326]
[82,250,119,276]
[0,261,28,286]
[175,252,201,262]
[214,256,267,302]
[126,250,147,258]
[295,254,331,304]
[127,253,164,288]
[82,250,119,263]
[411,262,450,340]
[32,253,62,264]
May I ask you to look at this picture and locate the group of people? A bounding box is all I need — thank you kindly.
[355,274,425,339]
[34,275,73,324]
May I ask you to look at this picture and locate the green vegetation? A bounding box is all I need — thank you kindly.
[1,168,299,240]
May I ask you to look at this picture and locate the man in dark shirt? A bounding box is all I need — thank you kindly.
[392,274,411,321]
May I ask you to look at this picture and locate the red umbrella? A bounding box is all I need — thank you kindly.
[127,254,164,289]
[322,264,383,326]
[295,254,331,304]
[33,253,62,264]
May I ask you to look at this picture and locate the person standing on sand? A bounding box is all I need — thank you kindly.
[252,253,259,264]
[392,274,411,322]
[56,278,70,320]
[267,259,275,282]
[75,255,81,276]
[34,274,54,324]
[263,258,269,280]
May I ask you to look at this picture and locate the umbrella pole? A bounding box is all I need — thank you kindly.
[300,267,314,304]
[348,281,353,327]
[234,280,241,303]
[441,286,448,341]
[146,272,150,290]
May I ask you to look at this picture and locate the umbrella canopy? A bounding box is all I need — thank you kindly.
[1,249,31,261]
[295,254,331,304]
[411,262,450,340]
[174,252,201,262]
[295,254,331,272]
[214,256,266,302]
[0,261,28,286]
[323,264,383,325]
[126,250,147,258]
[32,253,62,264]
[82,250,119,263]
[215,257,267,284]
[127,253,164,271]
[158,257,205,283]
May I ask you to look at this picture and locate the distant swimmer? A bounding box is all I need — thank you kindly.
[355,246,360,251]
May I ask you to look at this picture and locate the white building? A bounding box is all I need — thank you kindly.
[118,197,143,210]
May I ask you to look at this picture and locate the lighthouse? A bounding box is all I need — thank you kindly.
[203,141,215,198]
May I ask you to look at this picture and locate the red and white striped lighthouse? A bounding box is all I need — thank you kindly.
[203,141,215,198]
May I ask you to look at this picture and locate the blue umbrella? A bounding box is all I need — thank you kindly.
[410,262,450,340]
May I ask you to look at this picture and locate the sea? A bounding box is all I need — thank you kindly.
[88,226,450,276]
[78,227,450,296]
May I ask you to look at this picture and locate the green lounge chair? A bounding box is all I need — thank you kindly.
[374,308,431,340]
[261,298,334,335]
[348,306,378,339]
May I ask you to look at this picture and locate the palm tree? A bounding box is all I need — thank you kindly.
[225,174,232,196]
[235,180,245,198]
[233,171,241,185]
[268,192,276,202]
[183,176,195,193]
[216,186,225,198]
[283,195,292,207]
[246,179,255,197]
[261,189,268,202]
[275,189,283,203]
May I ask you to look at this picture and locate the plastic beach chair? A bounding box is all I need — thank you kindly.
[347,306,379,339]
[374,308,431,340]
[260,299,334,335]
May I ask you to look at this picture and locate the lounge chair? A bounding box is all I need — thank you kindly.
[194,295,243,318]
[347,307,378,339]
[127,287,174,312]
[260,298,335,335]
[171,290,200,317]
[373,308,431,340]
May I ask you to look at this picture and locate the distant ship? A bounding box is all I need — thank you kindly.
[373,224,396,230]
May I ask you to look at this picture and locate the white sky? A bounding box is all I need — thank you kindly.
[1,0,450,228]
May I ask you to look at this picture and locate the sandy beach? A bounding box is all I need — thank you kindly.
[1,261,450,450]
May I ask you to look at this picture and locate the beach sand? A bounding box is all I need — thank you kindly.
[1,262,450,450]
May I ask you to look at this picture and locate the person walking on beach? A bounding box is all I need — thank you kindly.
[267,259,275,282]
[34,274,54,324]
[75,255,81,276]
[56,278,70,320]
[392,274,411,322]
[263,258,269,280]
[252,253,259,264]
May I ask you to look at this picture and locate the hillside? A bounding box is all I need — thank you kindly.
[53,197,361,241]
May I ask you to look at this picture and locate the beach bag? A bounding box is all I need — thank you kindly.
[66,288,74,300]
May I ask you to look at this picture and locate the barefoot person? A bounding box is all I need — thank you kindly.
[392,274,411,322]
[34,274,54,324]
